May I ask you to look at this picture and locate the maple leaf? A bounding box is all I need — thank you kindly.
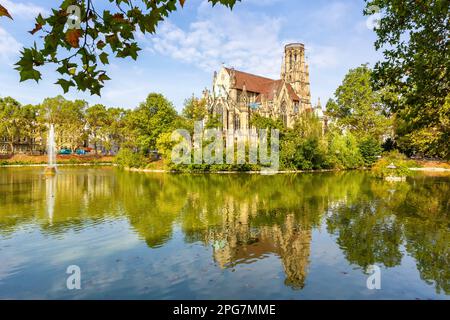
[65,29,83,48]
[112,13,125,23]
[180,0,186,7]
[0,4,13,19]
[29,23,43,35]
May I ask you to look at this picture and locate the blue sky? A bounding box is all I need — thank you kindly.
[0,0,382,111]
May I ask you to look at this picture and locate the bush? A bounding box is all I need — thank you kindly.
[281,137,328,170]
[359,137,382,167]
[326,132,364,169]
[371,150,414,178]
[114,148,147,168]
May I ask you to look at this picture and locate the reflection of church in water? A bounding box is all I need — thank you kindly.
[204,197,312,290]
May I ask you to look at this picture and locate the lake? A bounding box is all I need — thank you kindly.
[0,167,448,299]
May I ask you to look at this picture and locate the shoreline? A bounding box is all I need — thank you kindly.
[126,167,450,174]
[125,167,344,174]
[1,164,449,174]
[0,163,114,168]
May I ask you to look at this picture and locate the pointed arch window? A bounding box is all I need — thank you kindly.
[234,114,241,130]
[216,104,224,123]
[280,102,288,126]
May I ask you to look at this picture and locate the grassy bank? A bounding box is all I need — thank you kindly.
[0,154,114,166]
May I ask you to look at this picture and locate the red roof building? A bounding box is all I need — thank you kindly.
[204,43,312,130]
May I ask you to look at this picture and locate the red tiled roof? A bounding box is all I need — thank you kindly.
[225,67,299,102]
[225,68,274,93]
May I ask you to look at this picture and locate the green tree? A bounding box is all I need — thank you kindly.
[365,0,449,158]
[19,104,42,153]
[40,96,87,151]
[250,113,285,131]
[182,96,207,121]
[126,93,177,152]
[12,0,239,95]
[326,64,391,141]
[281,112,327,170]
[86,104,108,154]
[0,97,22,153]
[359,136,382,167]
[102,107,127,154]
[326,126,364,169]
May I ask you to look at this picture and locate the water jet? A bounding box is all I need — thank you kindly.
[45,124,57,175]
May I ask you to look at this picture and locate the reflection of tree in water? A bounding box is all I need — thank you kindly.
[399,180,449,295]
[326,177,449,294]
[0,168,448,294]
[0,168,121,235]
[326,200,404,269]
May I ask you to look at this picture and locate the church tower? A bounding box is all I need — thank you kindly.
[281,43,311,110]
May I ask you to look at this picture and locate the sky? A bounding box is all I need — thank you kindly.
[0,0,383,112]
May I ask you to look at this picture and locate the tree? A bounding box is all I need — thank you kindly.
[326,126,364,170]
[359,136,382,167]
[40,96,87,151]
[281,112,327,170]
[326,64,391,141]
[11,0,239,95]
[365,0,449,158]
[126,93,177,152]
[18,104,42,153]
[182,96,207,121]
[250,113,285,132]
[0,97,22,153]
[102,107,127,154]
[86,104,108,154]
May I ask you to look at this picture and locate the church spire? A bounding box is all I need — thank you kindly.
[281,43,311,110]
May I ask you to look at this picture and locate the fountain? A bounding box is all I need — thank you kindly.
[46,175,56,224]
[44,124,57,175]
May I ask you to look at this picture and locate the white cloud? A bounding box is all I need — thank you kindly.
[307,1,351,30]
[0,27,22,60]
[308,45,339,69]
[1,0,47,19]
[149,3,287,78]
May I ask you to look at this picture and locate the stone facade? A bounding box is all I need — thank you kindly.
[204,43,313,131]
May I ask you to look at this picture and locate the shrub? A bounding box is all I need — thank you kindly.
[359,136,382,167]
[327,132,364,169]
[114,148,147,168]
[371,151,414,178]
[281,137,328,170]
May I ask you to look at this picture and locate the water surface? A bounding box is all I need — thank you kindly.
[0,167,448,299]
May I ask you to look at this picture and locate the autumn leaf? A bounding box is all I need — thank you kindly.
[96,40,106,50]
[65,29,83,48]
[29,23,43,35]
[180,0,186,7]
[0,4,13,19]
[112,13,125,23]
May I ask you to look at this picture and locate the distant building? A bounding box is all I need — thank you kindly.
[203,43,313,131]
[0,133,44,155]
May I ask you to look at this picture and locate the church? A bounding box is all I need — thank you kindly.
[203,43,319,131]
